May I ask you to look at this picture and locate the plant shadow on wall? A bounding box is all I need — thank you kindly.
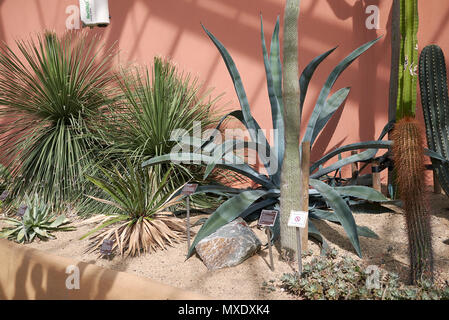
[325,0,382,144]
[88,0,389,139]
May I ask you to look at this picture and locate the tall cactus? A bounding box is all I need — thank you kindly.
[419,45,449,196]
[396,0,419,119]
[280,0,302,255]
[392,0,434,283]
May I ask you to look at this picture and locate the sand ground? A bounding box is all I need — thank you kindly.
[12,189,449,300]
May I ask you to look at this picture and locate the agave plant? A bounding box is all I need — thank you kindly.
[80,159,187,257]
[0,31,117,207]
[142,16,391,258]
[0,194,74,243]
[143,16,449,259]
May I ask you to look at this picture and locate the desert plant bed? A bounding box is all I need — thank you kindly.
[6,188,447,300]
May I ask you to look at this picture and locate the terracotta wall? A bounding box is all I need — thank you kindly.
[0,0,448,183]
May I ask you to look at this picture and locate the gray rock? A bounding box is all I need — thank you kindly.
[195,217,261,270]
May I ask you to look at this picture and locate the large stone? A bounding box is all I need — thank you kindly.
[195,217,261,270]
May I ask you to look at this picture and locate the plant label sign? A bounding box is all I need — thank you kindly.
[100,239,114,255]
[258,210,278,227]
[181,183,198,195]
[288,210,308,229]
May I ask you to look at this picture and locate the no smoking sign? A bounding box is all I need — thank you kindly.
[288,210,308,229]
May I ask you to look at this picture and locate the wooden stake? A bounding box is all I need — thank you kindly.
[351,150,359,178]
[300,141,310,251]
[186,196,191,255]
[296,227,302,276]
[434,171,442,194]
[372,163,382,193]
[266,228,274,271]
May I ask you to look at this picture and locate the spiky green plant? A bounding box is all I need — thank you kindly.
[81,159,187,257]
[0,194,74,243]
[94,56,226,208]
[419,44,449,196]
[0,164,10,195]
[393,0,433,284]
[0,31,117,208]
[143,15,388,259]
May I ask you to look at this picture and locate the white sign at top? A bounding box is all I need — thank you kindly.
[288,210,308,229]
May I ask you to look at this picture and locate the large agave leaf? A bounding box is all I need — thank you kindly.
[309,178,362,257]
[300,47,337,112]
[201,25,273,166]
[310,140,393,173]
[187,189,273,258]
[334,185,388,202]
[142,153,275,189]
[269,16,283,111]
[311,149,379,179]
[310,209,379,239]
[261,16,283,184]
[203,139,276,181]
[310,87,351,145]
[303,37,382,144]
[308,219,330,255]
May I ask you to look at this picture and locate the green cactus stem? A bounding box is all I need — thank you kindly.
[396,0,419,119]
[419,44,449,196]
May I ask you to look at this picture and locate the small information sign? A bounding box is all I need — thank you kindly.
[100,239,114,256]
[288,210,308,229]
[181,183,198,195]
[258,210,278,227]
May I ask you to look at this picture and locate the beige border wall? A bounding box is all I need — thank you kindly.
[0,239,210,300]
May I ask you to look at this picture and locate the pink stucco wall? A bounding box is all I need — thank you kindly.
[0,0,447,183]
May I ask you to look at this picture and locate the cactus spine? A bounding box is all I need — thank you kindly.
[392,118,433,282]
[392,0,434,283]
[419,45,449,196]
[280,0,302,255]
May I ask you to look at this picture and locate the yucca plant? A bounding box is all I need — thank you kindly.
[94,56,225,194]
[142,16,396,259]
[0,164,10,195]
[80,159,187,257]
[0,194,74,243]
[0,31,117,208]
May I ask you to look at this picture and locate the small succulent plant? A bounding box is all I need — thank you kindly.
[0,194,75,243]
[280,250,449,300]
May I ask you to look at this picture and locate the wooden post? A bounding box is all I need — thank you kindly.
[300,141,310,251]
[186,196,191,255]
[266,228,274,271]
[372,163,382,193]
[296,227,302,275]
[434,171,442,194]
[351,151,358,178]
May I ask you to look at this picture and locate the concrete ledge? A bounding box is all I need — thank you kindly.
[0,239,210,300]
